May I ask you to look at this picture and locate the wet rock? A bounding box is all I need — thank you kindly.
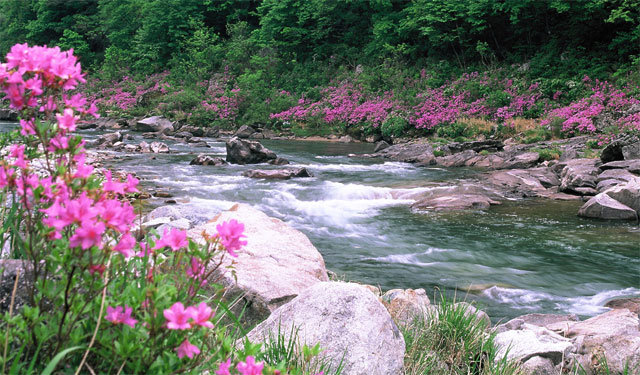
[577,193,638,220]
[487,168,554,198]
[0,108,18,121]
[234,125,256,139]
[381,288,431,326]
[96,131,123,148]
[513,313,579,330]
[268,157,290,165]
[174,131,193,139]
[225,137,277,164]
[149,141,169,153]
[243,167,313,180]
[599,159,640,172]
[455,302,492,328]
[153,191,173,198]
[339,135,355,143]
[374,140,390,152]
[141,217,172,230]
[145,204,219,226]
[188,204,329,324]
[157,218,192,234]
[260,129,277,139]
[375,142,436,165]
[178,125,205,137]
[605,298,640,315]
[559,159,600,195]
[436,149,477,167]
[497,151,541,169]
[139,141,151,153]
[190,154,227,166]
[411,194,500,211]
[245,282,405,375]
[135,116,174,134]
[447,139,504,154]
[202,126,220,138]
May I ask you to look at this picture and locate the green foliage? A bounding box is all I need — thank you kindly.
[532,147,562,161]
[436,122,473,139]
[522,127,552,144]
[381,116,410,138]
[402,294,520,375]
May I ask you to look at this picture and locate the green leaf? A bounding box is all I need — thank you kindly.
[40,346,83,375]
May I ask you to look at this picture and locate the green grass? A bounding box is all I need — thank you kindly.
[532,147,562,161]
[402,294,521,375]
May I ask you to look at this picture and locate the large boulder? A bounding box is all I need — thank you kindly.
[134,116,174,134]
[601,135,640,163]
[145,204,226,227]
[381,288,432,326]
[242,167,313,180]
[494,323,575,365]
[225,137,277,165]
[245,282,405,375]
[375,142,436,166]
[603,179,640,213]
[95,131,123,148]
[577,193,638,220]
[548,309,640,374]
[149,141,169,153]
[411,194,500,211]
[558,159,600,196]
[188,204,329,323]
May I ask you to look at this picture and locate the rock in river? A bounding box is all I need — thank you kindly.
[577,192,638,220]
[134,116,174,134]
[190,154,227,166]
[225,137,277,164]
[245,282,405,375]
[242,167,313,180]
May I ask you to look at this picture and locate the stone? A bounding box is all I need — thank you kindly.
[596,179,623,192]
[234,125,256,139]
[447,140,504,154]
[173,131,193,139]
[605,298,640,315]
[600,159,640,172]
[149,141,169,153]
[261,129,277,139]
[156,218,192,234]
[245,282,405,375]
[134,116,174,134]
[577,193,638,220]
[552,309,640,374]
[373,140,390,152]
[242,168,313,180]
[622,141,640,160]
[153,191,173,198]
[454,302,492,328]
[494,324,574,365]
[225,137,277,164]
[268,157,290,165]
[597,168,638,183]
[141,217,173,230]
[179,125,205,137]
[436,150,477,167]
[376,142,436,165]
[0,260,31,313]
[514,313,579,330]
[145,204,223,226]
[412,194,500,211]
[203,126,220,138]
[522,356,558,375]
[190,154,227,166]
[188,204,329,324]
[559,159,600,195]
[338,135,355,143]
[96,131,123,147]
[381,288,431,326]
[603,179,640,213]
[0,108,18,121]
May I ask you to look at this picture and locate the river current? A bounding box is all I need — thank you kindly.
[3,122,639,322]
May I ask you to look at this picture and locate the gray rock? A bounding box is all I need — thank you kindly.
[0,260,31,313]
[597,168,638,183]
[188,204,329,324]
[190,154,227,166]
[141,217,173,230]
[596,179,623,192]
[412,194,500,211]
[514,313,579,329]
[622,141,640,160]
[454,302,491,328]
[242,167,313,180]
[245,282,405,375]
[381,288,431,326]
[149,141,169,153]
[179,125,205,137]
[600,159,640,171]
[559,159,600,195]
[604,298,640,315]
[522,356,558,375]
[235,125,256,139]
[601,135,640,163]
[603,179,640,213]
[577,193,638,220]
[447,140,504,154]
[268,157,290,166]
[174,131,193,139]
[157,218,192,234]
[135,116,174,134]
[376,142,436,165]
[373,140,390,152]
[260,129,277,139]
[96,132,123,147]
[436,150,477,167]
[338,135,355,143]
[494,323,574,365]
[225,137,277,164]
[139,141,151,153]
[202,126,220,138]
[145,204,221,226]
[0,108,18,121]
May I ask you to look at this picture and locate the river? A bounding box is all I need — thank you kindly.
[3,122,640,322]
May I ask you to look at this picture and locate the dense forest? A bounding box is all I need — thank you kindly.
[1,0,639,138]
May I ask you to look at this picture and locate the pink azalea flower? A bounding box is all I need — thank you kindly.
[69,219,105,250]
[163,302,193,330]
[236,356,264,375]
[186,302,214,328]
[19,118,36,136]
[215,358,232,375]
[103,170,126,195]
[154,228,188,251]
[56,108,77,131]
[113,233,136,258]
[216,219,247,257]
[105,305,137,328]
[175,339,200,359]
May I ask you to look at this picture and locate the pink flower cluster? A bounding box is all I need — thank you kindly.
[216,356,264,375]
[89,72,171,111]
[200,72,242,121]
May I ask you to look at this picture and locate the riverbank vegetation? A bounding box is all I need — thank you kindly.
[1,0,639,144]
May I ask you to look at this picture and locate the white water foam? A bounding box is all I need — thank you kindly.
[292,161,416,174]
[365,247,450,267]
[482,286,640,316]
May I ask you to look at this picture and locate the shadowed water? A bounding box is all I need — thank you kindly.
[2,122,639,322]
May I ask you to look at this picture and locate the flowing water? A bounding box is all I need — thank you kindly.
[3,122,640,322]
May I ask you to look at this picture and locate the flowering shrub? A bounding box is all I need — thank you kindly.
[0,44,331,374]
